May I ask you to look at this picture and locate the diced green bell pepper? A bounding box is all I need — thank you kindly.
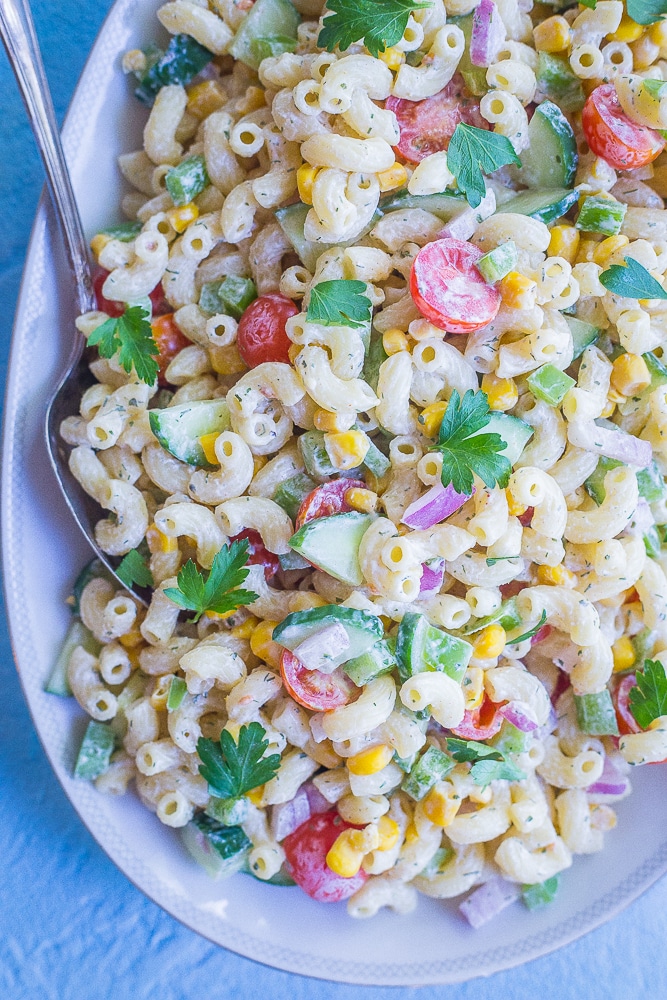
[574,689,619,736]
[527,364,575,406]
[199,275,257,319]
[74,721,116,780]
[166,155,210,207]
[402,745,456,801]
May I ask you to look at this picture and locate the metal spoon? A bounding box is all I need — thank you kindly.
[1,0,147,603]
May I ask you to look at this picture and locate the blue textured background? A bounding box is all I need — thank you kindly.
[2,3,667,998]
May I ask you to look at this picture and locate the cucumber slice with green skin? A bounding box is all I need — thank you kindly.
[495,188,578,225]
[470,412,534,466]
[574,690,619,736]
[396,612,473,684]
[343,638,397,685]
[363,330,388,393]
[514,101,578,189]
[245,864,297,886]
[566,316,600,359]
[182,817,251,879]
[228,0,300,69]
[450,15,488,96]
[289,512,375,585]
[45,619,101,696]
[489,720,530,755]
[205,795,250,826]
[378,189,467,221]
[585,456,666,505]
[463,597,522,635]
[273,605,383,666]
[74,721,116,780]
[298,430,338,481]
[644,350,667,390]
[363,438,391,477]
[275,203,381,273]
[536,53,584,113]
[522,874,561,910]
[278,549,311,571]
[149,399,230,467]
[273,473,317,520]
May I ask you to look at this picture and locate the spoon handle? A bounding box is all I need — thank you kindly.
[0,0,95,313]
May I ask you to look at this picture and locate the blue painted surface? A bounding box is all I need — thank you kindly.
[1,4,667,998]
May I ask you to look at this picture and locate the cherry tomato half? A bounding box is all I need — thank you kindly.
[93,267,171,318]
[410,238,501,334]
[451,694,505,740]
[230,528,279,581]
[613,673,641,736]
[151,313,192,387]
[280,649,357,712]
[236,293,298,368]
[295,479,366,529]
[582,84,665,171]
[386,76,487,164]
[283,810,368,902]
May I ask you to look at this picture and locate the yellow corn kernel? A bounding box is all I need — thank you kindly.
[462,666,485,711]
[499,271,537,310]
[547,224,580,265]
[592,234,629,266]
[199,432,220,466]
[533,15,571,52]
[289,592,328,612]
[610,13,644,43]
[253,455,268,476]
[347,825,381,853]
[287,343,302,364]
[382,328,410,355]
[231,615,259,639]
[377,162,408,193]
[246,785,264,806]
[536,563,578,588]
[347,743,394,776]
[119,628,143,649]
[209,344,247,375]
[404,821,420,844]
[344,487,378,513]
[146,522,178,554]
[378,45,405,70]
[297,164,319,205]
[150,674,174,711]
[205,608,235,621]
[575,238,599,264]
[422,784,461,827]
[481,372,519,412]
[90,232,112,261]
[611,353,651,396]
[326,831,365,877]
[473,624,507,658]
[649,20,667,46]
[376,814,400,851]
[612,635,636,673]
[187,80,226,119]
[167,202,199,234]
[313,408,355,433]
[600,398,616,418]
[419,400,448,438]
[506,490,527,517]
[324,430,370,470]
[250,620,282,669]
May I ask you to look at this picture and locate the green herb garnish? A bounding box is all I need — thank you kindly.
[164,539,258,623]
[306,279,372,328]
[198,722,281,798]
[599,256,667,301]
[88,304,159,385]
[447,123,520,209]
[318,0,432,58]
[446,738,525,789]
[629,659,667,729]
[430,389,511,495]
[116,548,154,589]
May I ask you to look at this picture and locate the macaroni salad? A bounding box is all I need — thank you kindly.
[48,0,667,923]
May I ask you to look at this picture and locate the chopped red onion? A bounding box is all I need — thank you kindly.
[530,623,552,646]
[292,622,350,674]
[270,787,312,841]
[500,700,539,732]
[402,483,473,530]
[419,557,446,596]
[624,497,653,537]
[459,876,521,929]
[439,189,496,241]
[587,756,630,799]
[571,421,653,468]
[303,781,330,815]
[470,0,506,67]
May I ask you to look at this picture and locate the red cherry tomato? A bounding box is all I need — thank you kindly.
[295,479,366,529]
[499,580,528,599]
[283,810,368,902]
[386,76,487,164]
[613,673,641,736]
[517,507,534,527]
[582,84,665,171]
[410,238,501,334]
[151,313,192,387]
[451,694,505,740]
[93,267,171,317]
[280,649,357,712]
[230,529,279,581]
[236,293,298,368]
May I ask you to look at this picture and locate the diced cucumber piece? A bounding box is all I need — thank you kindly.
[167,676,187,712]
[378,189,467,221]
[584,456,622,505]
[289,512,375,585]
[363,437,391,477]
[396,612,473,684]
[149,399,230,467]
[165,155,209,207]
[250,34,297,62]
[229,0,299,69]
[576,195,626,236]
[496,188,578,225]
[45,619,101,696]
[199,276,257,319]
[536,53,584,113]
[644,525,662,558]
[522,874,561,910]
[419,845,456,878]
[99,220,143,242]
[74,721,116,780]
[275,203,380,273]
[476,242,518,284]
[450,15,488,96]
[273,473,317,520]
[463,597,522,635]
[470,412,534,466]
[343,638,397,685]
[566,316,600,359]
[298,430,337,481]
[401,745,455,801]
[278,549,311,571]
[637,460,667,503]
[363,330,388,393]
[631,626,654,667]
[273,604,383,666]
[574,690,619,736]
[244,863,297,886]
[489,720,530,756]
[527,364,575,406]
[182,816,251,879]
[515,101,578,189]
[135,34,213,105]
[205,795,250,826]
[643,350,667,389]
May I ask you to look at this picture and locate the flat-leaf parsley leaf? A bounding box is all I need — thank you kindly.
[198,722,281,799]
[116,548,154,589]
[430,389,511,495]
[164,539,258,623]
[88,304,160,384]
[599,255,667,300]
[318,0,433,58]
[306,279,372,328]
[447,123,520,209]
[629,659,667,729]
[446,738,525,789]
[627,0,667,25]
